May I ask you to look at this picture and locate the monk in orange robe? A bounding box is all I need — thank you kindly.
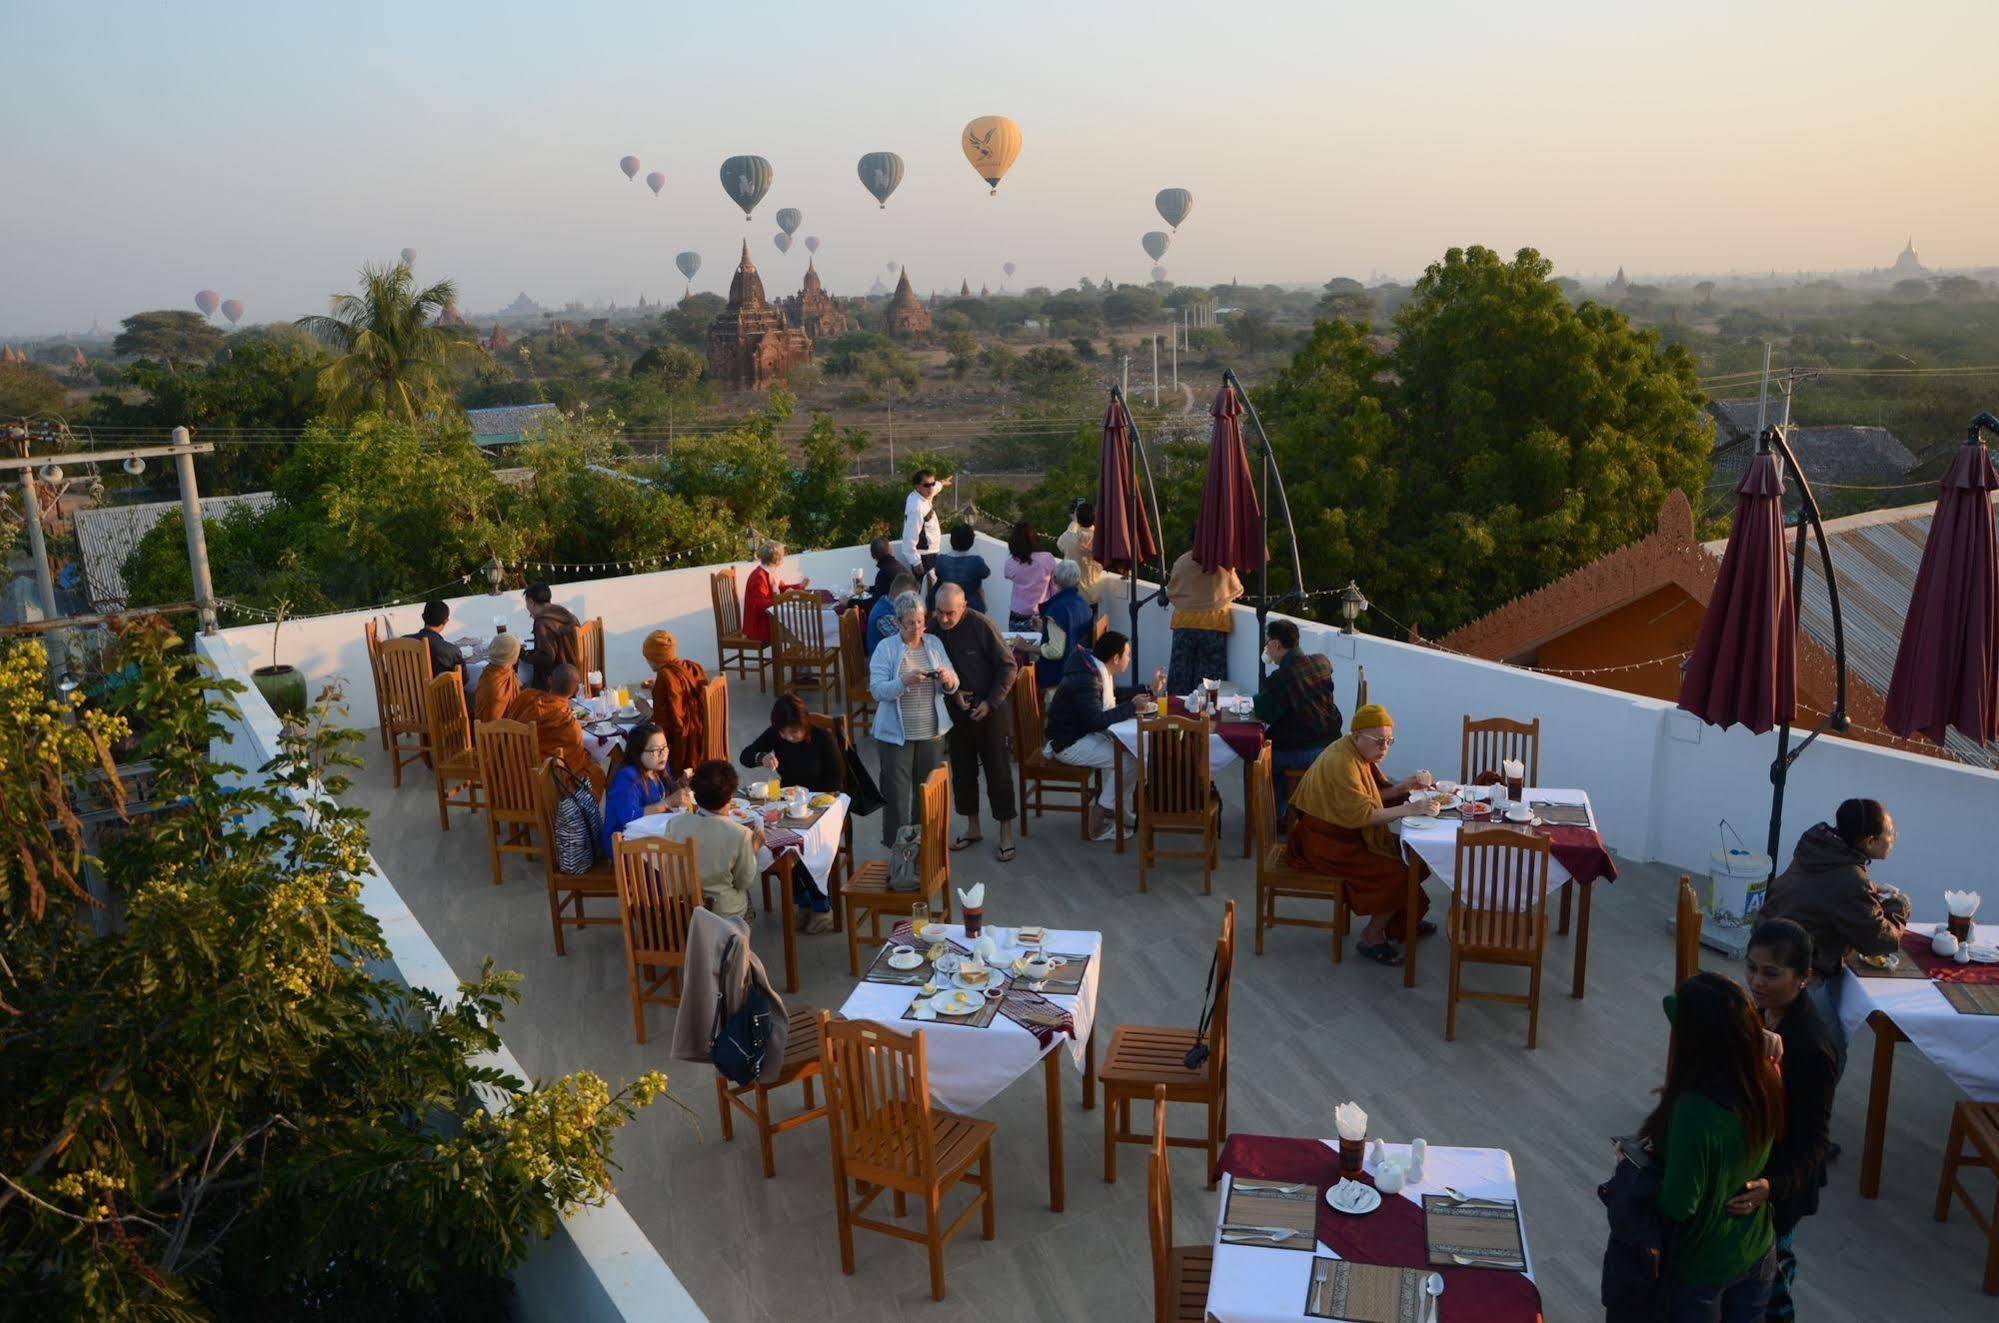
[642,629,708,765]
[504,663,592,778]
[474,633,522,724]
[1285,703,1440,964]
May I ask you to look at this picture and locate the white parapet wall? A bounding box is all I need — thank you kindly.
[194,634,707,1323]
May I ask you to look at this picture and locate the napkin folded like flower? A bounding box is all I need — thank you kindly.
[1500,757,1524,781]
[1335,1101,1368,1142]
[1945,890,1982,918]
[958,883,985,910]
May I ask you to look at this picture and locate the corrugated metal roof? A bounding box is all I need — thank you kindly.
[464,403,558,440]
[72,492,276,611]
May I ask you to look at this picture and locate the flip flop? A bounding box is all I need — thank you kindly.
[994,844,1016,863]
[951,835,983,852]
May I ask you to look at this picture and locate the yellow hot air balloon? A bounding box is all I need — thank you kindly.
[960,115,1021,195]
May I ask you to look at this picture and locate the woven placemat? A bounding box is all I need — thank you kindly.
[1423,1194,1526,1270]
[1006,951,1093,996]
[1939,982,1999,1015]
[1221,1180,1318,1253]
[900,987,1004,1028]
[1304,1258,1424,1322]
[1845,950,1927,979]
[1527,801,1591,828]
[861,942,953,986]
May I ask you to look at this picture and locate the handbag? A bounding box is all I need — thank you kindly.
[886,825,923,892]
[1040,616,1068,661]
[709,934,773,1087]
[550,762,604,874]
[843,744,885,816]
[1183,945,1228,1070]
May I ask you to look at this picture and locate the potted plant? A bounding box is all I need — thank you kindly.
[251,600,307,718]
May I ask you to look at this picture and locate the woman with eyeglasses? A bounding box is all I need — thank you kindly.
[1284,703,1440,965]
[600,721,690,855]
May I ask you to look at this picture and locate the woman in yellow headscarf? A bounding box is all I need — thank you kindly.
[643,630,709,766]
[1285,704,1441,965]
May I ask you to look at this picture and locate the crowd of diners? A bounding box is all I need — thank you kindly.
[394,484,1939,1320]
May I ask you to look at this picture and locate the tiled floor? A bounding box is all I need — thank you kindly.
[345,686,1995,1321]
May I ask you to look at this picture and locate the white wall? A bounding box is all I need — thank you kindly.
[195,636,705,1323]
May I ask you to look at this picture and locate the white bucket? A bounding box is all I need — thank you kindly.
[1707,844,1772,927]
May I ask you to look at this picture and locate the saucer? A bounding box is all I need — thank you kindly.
[886,948,924,971]
[1326,1180,1382,1215]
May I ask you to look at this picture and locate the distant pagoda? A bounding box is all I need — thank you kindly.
[782,258,850,341]
[883,268,933,339]
[707,241,812,390]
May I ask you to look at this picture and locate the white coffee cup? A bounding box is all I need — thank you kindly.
[1024,955,1052,981]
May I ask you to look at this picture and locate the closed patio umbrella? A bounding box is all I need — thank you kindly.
[1678,449,1795,735]
[1095,392,1158,573]
[1191,381,1266,573]
[1883,422,1999,746]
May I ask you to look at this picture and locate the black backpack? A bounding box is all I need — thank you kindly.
[710,934,775,1087]
[1599,1134,1668,1323]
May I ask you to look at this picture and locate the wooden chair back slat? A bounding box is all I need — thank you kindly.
[919,766,950,893]
[577,618,605,681]
[1249,743,1278,855]
[1675,874,1702,987]
[427,673,472,762]
[821,1016,937,1186]
[772,591,829,656]
[1460,715,1541,787]
[1139,714,1210,817]
[700,675,730,764]
[712,568,745,638]
[1453,827,1551,953]
[379,638,432,732]
[840,607,868,680]
[1212,901,1235,1079]
[475,720,540,818]
[1013,666,1048,752]
[1147,1084,1172,1323]
[805,709,851,751]
[614,835,702,967]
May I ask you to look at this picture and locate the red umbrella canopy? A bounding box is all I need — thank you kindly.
[1095,395,1158,572]
[1190,383,1266,573]
[1678,451,1795,735]
[1883,437,1999,745]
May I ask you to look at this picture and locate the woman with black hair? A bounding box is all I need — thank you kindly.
[740,694,846,933]
[1644,971,1784,1322]
[1730,919,1838,1323]
[1762,797,1909,1069]
[931,522,992,616]
[1002,521,1059,631]
[599,722,688,854]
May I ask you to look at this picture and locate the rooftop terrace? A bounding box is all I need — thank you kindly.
[199,539,1999,1322]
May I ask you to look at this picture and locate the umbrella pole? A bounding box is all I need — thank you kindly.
[1222,368,1308,669]
[1111,386,1169,682]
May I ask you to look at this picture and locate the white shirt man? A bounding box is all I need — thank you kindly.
[900,471,950,570]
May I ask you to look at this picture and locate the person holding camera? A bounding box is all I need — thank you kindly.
[868,591,960,847]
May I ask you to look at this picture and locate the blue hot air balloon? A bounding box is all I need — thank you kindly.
[857,151,905,208]
[719,155,774,220]
[675,251,701,281]
[775,207,802,236]
[1155,188,1194,231]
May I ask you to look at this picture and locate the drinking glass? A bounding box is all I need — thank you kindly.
[910,900,931,933]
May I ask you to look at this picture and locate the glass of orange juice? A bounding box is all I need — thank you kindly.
[614,686,630,708]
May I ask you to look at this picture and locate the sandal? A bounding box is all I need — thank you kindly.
[1355,940,1404,966]
[951,834,983,852]
[1415,920,1438,939]
[994,844,1016,864]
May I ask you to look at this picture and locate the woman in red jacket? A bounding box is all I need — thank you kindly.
[742,541,809,644]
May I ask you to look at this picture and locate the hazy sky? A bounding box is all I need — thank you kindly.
[5,0,1995,335]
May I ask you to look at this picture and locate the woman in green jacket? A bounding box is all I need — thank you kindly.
[1643,972,1786,1322]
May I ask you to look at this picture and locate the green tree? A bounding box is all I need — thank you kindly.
[297,263,489,422]
[651,392,795,539]
[510,414,732,569]
[1933,275,1983,302]
[112,310,224,371]
[942,331,978,379]
[629,343,705,392]
[0,362,67,416]
[0,630,670,1315]
[653,294,725,349]
[980,341,1019,385]
[822,330,894,378]
[1316,289,1375,325]
[1013,345,1088,399]
[783,414,876,547]
[1102,284,1164,327]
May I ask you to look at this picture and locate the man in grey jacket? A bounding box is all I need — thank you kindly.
[931,583,1020,863]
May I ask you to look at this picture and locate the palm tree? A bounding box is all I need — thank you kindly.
[297,263,488,422]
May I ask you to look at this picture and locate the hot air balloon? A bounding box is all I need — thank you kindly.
[960,115,1022,195]
[773,232,793,255]
[803,235,821,255]
[886,261,899,274]
[857,151,905,208]
[775,207,802,236]
[1155,188,1194,231]
[719,155,773,220]
[1003,261,1017,278]
[220,298,245,325]
[194,290,220,317]
[1150,266,1169,284]
[1141,231,1170,262]
[620,155,641,180]
[645,171,665,196]
[400,247,417,266]
[675,251,701,281]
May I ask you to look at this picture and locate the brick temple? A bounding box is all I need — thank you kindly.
[782,258,850,341]
[882,268,933,339]
[707,241,812,390]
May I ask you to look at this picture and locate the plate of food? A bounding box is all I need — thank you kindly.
[810,792,837,808]
[1458,800,1493,819]
[1325,1179,1382,1215]
[928,989,980,1017]
[585,719,620,737]
[954,964,993,989]
[1016,925,1046,947]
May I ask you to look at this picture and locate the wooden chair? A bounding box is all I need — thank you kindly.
[576,616,605,686]
[772,590,842,713]
[1248,745,1350,962]
[804,710,857,919]
[364,619,390,751]
[700,674,731,765]
[1459,714,1540,786]
[1147,1084,1213,1323]
[1674,874,1702,987]
[712,567,770,692]
[378,637,434,788]
[1010,667,1121,848]
[474,719,540,885]
[1091,612,1110,647]
[612,833,703,1041]
[819,1014,996,1301]
[1102,901,1233,1187]
[1445,827,1553,1049]
[842,767,952,975]
[426,673,482,831]
[1933,1101,1999,1296]
[838,607,876,725]
[716,1003,832,1179]
[534,758,619,956]
[1135,713,1219,894]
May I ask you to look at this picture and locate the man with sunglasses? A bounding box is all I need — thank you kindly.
[900,468,952,580]
[1285,704,1440,965]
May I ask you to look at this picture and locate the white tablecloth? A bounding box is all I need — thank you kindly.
[1394,787,1595,895]
[622,795,851,895]
[1206,1143,1532,1323]
[836,923,1102,1114]
[1107,706,1254,775]
[774,608,845,657]
[1841,920,1999,1103]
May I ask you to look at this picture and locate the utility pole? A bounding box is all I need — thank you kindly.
[172,427,218,633]
[1151,334,1160,406]
[1120,355,1129,402]
[887,399,896,474]
[1753,342,1772,442]
[17,466,58,623]
[1171,322,1178,389]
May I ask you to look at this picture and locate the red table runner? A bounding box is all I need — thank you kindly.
[1163,695,1266,762]
[1213,1134,1543,1323]
[1898,929,1999,983]
[1537,823,1618,886]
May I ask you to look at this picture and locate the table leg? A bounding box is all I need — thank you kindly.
[1859,1011,1906,1199]
[1082,1028,1097,1111]
[1569,881,1594,1000]
[774,857,800,994]
[1403,855,1422,989]
[1044,1049,1066,1213]
[1241,759,1254,859]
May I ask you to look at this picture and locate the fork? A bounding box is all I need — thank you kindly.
[1219,1224,1301,1242]
[1232,1180,1309,1197]
[1449,1252,1523,1269]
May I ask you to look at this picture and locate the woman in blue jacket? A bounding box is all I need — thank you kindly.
[600,722,688,853]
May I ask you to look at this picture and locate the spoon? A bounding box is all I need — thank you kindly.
[1422,1272,1444,1323]
[1441,1186,1508,1207]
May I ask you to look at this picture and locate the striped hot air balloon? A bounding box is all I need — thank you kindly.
[857,151,905,208]
[775,207,802,235]
[719,155,774,220]
[1155,188,1194,231]
[1141,231,1170,262]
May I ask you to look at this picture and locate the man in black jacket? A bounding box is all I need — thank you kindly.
[406,598,466,677]
[1045,630,1163,841]
[932,584,1020,862]
[523,582,582,691]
